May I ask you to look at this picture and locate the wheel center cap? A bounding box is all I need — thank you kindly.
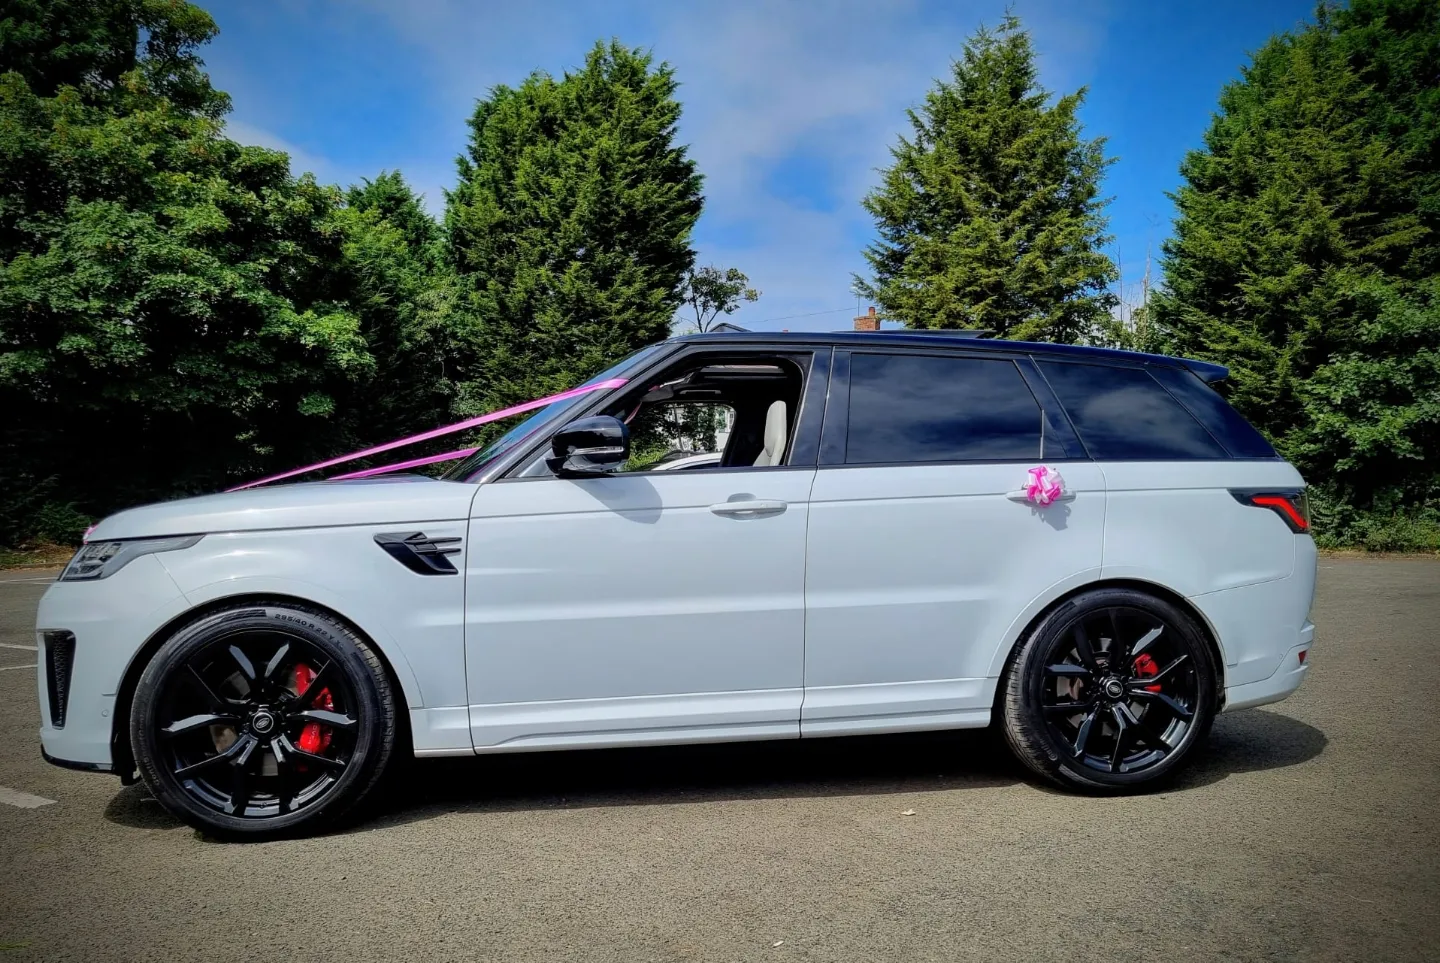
[1102,678,1125,700]
[251,710,276,734]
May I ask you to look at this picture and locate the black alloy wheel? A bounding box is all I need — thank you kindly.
[131,603,396,839]
[1000,587,1217,792]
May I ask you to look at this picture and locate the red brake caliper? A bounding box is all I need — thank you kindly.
[293,664,334,762]
[1132,653,1163,693]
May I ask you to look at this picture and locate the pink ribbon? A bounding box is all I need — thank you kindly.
[228,378,628,491]
[330,445,478,480]
[1025,465,1064,506]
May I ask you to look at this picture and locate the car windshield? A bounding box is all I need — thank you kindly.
[440,343,667,482]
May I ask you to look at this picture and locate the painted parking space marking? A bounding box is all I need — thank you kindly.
[0,786,55,809]
[0,643,37,651]
[0,664,37,671]
[0,576,55,585]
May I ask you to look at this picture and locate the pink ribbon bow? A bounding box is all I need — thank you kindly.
[1025,465,1064,506]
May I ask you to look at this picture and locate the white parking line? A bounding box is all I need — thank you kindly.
[0,664,37,671]
[0,643,37,651]
[0,786,56,809]
[0,577,55,584]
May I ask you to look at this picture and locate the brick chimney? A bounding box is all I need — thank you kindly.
[854,306,879,332]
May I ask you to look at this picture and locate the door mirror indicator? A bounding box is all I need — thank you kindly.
[547,416,630,478]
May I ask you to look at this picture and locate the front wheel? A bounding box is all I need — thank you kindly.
[131,602,397,839]
[1000,588,1217,792]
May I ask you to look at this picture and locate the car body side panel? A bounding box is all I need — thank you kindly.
[464,470,814,749]
[802,461,1106,734]
[1100,460,1314,686]
[157,524,470,717]
[1098,461,1304,593]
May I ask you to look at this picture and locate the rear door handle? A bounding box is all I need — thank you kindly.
[1006,490,1076,503]
[710,499,788,517]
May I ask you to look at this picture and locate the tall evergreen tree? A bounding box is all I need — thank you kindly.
[856,15,1117,342]
[0,0,370,541]
[446,40,703,415]
[333,172,461,450]
[1155,0,1439,546]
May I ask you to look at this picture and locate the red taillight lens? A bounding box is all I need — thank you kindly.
[1231,490,1310,533]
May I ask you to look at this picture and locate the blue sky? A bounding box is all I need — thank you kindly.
[201,0,1317,331]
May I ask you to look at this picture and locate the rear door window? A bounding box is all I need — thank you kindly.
[1037,361,1228,460]
[846,353,1042,464]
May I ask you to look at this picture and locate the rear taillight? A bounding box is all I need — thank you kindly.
[1230,489,1310,533]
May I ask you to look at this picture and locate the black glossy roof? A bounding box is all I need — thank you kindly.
[668,330,1230,383]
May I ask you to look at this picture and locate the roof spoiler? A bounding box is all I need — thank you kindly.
[1180,358,1229,384]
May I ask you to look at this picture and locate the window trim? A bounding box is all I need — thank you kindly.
[490,344,831,483]
[821,347,1059,469]
[1015,358,1088,460]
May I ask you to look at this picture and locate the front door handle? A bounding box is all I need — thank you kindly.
[709,498,788,518]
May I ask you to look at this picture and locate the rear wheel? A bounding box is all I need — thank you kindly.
[131,602,396,839]
[1000,588,1217,792]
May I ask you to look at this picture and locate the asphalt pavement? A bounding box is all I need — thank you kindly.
[0,558,1436,963]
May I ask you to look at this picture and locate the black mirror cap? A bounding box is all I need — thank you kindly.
[547,415,630,477]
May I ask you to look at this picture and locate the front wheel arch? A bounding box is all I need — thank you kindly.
[111,594,413,784]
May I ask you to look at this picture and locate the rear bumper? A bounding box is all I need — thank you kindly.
[1189,536,1318,689]
[1222,621,1313,711]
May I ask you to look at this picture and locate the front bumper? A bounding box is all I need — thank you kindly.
[36,554,191,771]
[41,747,112,774]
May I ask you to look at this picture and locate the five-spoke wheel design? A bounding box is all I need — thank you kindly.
[132,603,396,839]
[1001,588,1216,791]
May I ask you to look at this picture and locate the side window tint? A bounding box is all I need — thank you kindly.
[1147,366,1277,458]
[846,354,1042,464]
[1038,362,1228,460]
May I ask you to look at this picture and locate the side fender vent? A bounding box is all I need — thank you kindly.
[374,532,463,575]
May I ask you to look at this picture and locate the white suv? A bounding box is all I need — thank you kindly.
[36,332,1317,838]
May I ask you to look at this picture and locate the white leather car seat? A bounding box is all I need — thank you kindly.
[752,400,788,467]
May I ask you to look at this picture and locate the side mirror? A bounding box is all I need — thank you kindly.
[546,415,630,478]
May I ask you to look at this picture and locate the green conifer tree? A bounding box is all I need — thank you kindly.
[446,40,703,415]
[1155,0,1440,547]
[856,15,1118,342]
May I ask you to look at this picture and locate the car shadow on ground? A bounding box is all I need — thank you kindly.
[101,709,1327,836]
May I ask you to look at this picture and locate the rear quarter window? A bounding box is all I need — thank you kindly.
[1037,361,1228,461]
[1146,366,1278,458]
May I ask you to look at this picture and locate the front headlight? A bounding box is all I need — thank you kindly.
[60,535,204,581]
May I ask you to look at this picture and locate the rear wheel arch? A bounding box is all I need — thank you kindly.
[992,578,1227,708]
[111,594,414,783]
[998,584,1220,791]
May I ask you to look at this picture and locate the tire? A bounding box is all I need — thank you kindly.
[1000,587,1218,793]
[131,601,397,839]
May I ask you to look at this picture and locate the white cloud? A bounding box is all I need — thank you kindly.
[297,1,1116,329]
[222,118,340,182]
